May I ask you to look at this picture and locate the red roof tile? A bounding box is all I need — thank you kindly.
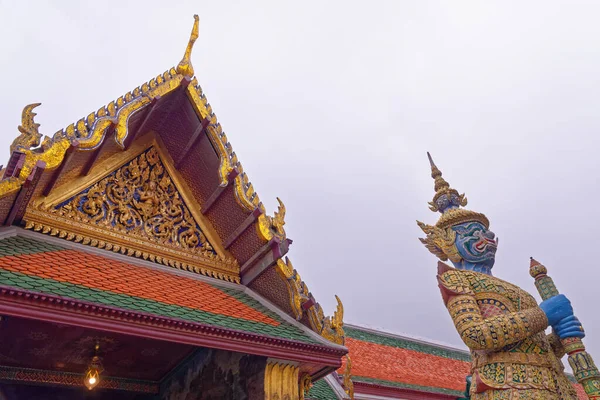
[342,326,588,399]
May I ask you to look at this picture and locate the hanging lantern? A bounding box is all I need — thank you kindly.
[84,342,103,390]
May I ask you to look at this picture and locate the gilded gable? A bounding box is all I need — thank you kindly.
[23,145,239,282]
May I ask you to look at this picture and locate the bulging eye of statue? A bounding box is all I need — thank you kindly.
[449,193,460,207]
[437,196,449,211]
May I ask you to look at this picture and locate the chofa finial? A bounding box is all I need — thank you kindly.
[176,15,200,77]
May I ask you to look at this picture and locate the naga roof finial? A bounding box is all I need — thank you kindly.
[11,103,43,153]
[176,14,200,77]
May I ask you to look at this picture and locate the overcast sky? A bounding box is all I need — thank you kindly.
[1,1,600,361]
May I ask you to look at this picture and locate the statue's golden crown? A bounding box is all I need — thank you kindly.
[423,152,489,229]
[417,153,489,262]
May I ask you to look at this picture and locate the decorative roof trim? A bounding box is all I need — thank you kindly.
[6,226,347,352]
[275,257,345,345]
[242,276,347,351]
[7,71,184,186]
[0,285,346,366]
[184,78,286,242]
[23,142,240,283]
[2,15,287,244]
[0,365,159,394]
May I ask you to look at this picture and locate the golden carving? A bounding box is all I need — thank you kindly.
[416,221,462,263]
[320,295,345,345]
[0,177,23,197]
[258,198,286,241]
[343,356,355,400]
[299,374,312,400]
[275,257,345,345]
[264,361,300,400]
[11,104,43,153]
[275,258,310,319]
[2,68,183,196]
[24,146,239,282]
[434,207,489,230]
[3,14,285,265]
[6,103,73,180]
[427,152,467,212]
[422,153,489,230]
[185,81,285,241]
[176,15,199,77]
[20,137,72,180]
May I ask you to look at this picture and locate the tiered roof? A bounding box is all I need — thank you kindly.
[0,229,348,367]
[342,325,470,398]
[0,15,345,350]
[0,15,348,384]
[308,324,589,399]
[0,235,312,342]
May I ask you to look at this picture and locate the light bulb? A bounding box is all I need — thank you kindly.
[88,377,96,385]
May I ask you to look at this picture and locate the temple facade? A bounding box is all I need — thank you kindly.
[0,14,592,400]
[0,16,350,400]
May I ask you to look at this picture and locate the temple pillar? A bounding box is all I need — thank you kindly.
[263,360,300,400]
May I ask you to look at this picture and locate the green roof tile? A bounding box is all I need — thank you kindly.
[352,376,464,397]
[345,326,470,361]
[0,267,316,343]
[307,378,339,400]
[0,235,319,344]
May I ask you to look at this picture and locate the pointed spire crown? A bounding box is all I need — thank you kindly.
[417,153,491,262]
[426,152,468,214]
[428,152,450,194]
[421,153,489,230]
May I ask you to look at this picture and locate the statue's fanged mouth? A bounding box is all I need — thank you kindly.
[474,237,497,252]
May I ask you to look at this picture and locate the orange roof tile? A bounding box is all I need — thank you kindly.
[0,235,318,343]
[342,326,588,399]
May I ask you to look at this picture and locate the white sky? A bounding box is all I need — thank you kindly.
[1,1,600,364]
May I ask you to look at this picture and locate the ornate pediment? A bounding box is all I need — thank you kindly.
[24,146,239,282]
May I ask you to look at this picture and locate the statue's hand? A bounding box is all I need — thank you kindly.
[540,294,574,326]
[555,315,585,340]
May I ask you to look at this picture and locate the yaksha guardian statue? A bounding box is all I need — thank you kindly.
[417,153,585,400]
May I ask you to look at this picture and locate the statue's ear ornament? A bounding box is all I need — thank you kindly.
[417,220,462,263]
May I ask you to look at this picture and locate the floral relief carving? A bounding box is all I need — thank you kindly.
[56,147,216,256]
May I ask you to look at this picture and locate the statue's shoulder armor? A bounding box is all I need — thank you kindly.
[436,262,537,310]
[437,262,474,305]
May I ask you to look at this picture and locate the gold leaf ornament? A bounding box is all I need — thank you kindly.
[417,220,462,263]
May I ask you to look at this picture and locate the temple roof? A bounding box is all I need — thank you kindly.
[342,324,470,398]
[0,234,307,341]
[0,228,346,371]
[0,15,346,348]
[331,324,588,400]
